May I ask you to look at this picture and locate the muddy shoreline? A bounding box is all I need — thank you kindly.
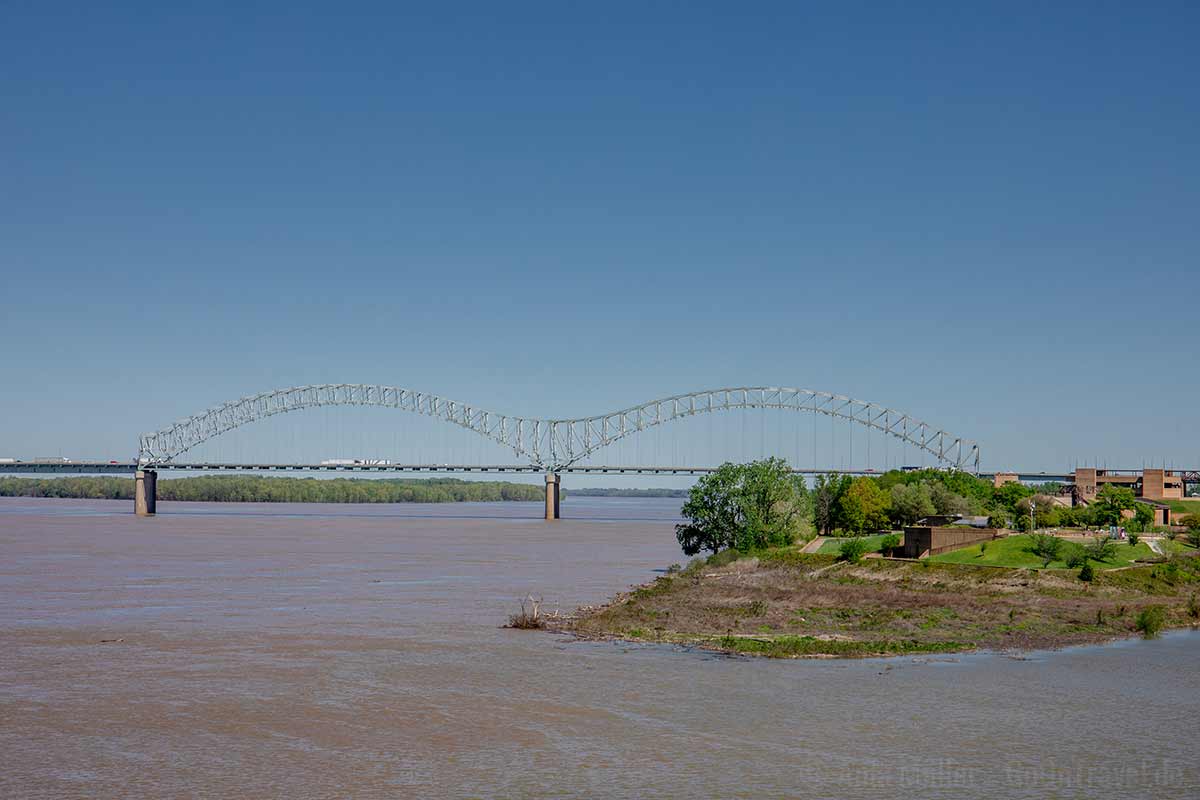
[557,551,1200,658]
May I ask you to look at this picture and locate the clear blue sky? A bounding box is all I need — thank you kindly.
[2,1,1197,470]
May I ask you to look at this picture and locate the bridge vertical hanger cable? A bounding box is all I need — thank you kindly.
[759,407,765,461]
[794,411,799,471]
[869,418,875,471]
[812,402,816,470]
[884,411,889,471]
[830,413,835,471]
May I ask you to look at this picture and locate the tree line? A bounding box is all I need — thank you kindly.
[0,475,546,504]
[676,459,1170,556]
[568,488,689,497]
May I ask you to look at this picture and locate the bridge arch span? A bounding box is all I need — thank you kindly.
[138,385,980,472]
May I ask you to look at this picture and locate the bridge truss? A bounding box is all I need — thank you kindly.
[138,385,980,473]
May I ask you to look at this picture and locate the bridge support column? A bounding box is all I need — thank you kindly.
[544,473,560,520]
[135,470,157,516]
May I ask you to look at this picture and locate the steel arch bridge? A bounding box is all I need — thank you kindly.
[138,384,980,473]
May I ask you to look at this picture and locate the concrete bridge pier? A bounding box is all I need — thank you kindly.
[135,470,157,516]
[544,472,560,520]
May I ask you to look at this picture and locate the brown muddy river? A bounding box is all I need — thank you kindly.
[2,496,1197,798]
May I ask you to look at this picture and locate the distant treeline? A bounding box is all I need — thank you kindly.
[567,487,689,498]
[0,475,546,504]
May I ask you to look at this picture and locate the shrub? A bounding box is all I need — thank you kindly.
[1188,593,1200,620]
[1063,543,1088,569]
[839,538,869,564]
[506,596,546,629]
[1188,528,1200,549]
[1029,532,1063,564]
[707,549,743,568]
[1135,605,1167,639]
[1078,561,1095,582]
[1127,532,1140,547]
[1085,535,1118,563]
[880,533,901,556]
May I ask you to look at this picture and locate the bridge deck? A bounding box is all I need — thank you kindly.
[0,462,988,477]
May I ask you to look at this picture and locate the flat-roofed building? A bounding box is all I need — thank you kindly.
[1072,468,1181,502]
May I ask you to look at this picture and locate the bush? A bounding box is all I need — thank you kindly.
[1029,532,1063,564]
[1063,543,1088,569]
[839,538,869,563]
[1188,528,1200,549]
[1085,535,1118,563]
[1188,593,1199,620]
[1078,561,1095,582]
[1128,532,1140,547]
[1135,605,1167,639]
[506,596,546,630]
[880,533,901,556]
[706,549,743,568]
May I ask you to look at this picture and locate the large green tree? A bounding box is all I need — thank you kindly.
[889,482,935,526]
[812,473,852,536]
[929,481,971,516]
[1132,502,1154,532]
[1092,484,1136,526]
[839,476,891,535]
[675,458,810,555]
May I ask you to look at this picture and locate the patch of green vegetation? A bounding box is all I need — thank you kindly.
[929,534,1157,570]
[756,549,833,568]
[705,549,744,568]
[0,474,548,503]
[715,634,968,658]
[917,608,960,630]
[1166,539,1198,555]
[1164,499,1200,515]
[816,534,893,555]
[1134,606,1166,639]
[838,538,870,563]
[630,576,678,600]
[709,600,768,618]
[1094,558,1200,593]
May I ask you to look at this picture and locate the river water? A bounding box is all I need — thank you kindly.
[1,496,1197,799]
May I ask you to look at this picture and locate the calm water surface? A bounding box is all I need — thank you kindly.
[1,496,1197,799]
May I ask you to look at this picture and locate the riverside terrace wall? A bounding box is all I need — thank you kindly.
[901,526,1005,559]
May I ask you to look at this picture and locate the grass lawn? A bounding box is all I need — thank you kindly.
[928,533,1159,570]
[1166,499,1200,515]
[817,534,894,555]
[1165,538,1198,555]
